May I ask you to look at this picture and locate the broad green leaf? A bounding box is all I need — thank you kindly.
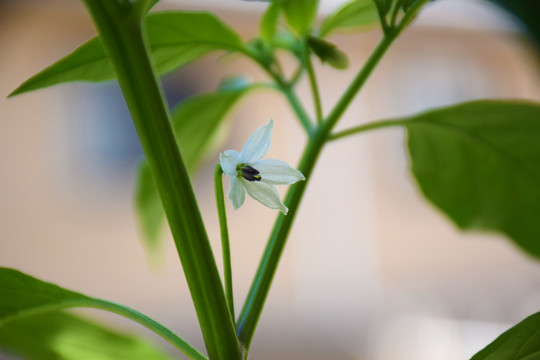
[320,0,379,37]
[0,267,205,360]
[403,100,540,258]
[135,84,251,253]
[10,11,244,97]
[0,311,172,360]
[281,0,319,35]
[471,311,540,359]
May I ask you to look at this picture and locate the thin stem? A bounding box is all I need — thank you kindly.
[81,2,241,359]
[289,65,304,86]
[303,40,324,124]
[329,118,407,141]
[246,53,314,134]
[214,164,235,321]
[390,0,405,28]
[373,0,391,35]
[85,299,208,360]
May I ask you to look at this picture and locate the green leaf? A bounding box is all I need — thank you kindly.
[281,0,319,35]
[10,11,244,97]
[403,100,540,258]
[260,1,282,41]
[0,311,172,360]
[135,85,251,253]
[0,267,206,360]
[135,161,165,252]
[471,311,540,359]
[320,0,379,37]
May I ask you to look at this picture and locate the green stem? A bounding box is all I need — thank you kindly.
[329,118,407,141]
[247,54,314,135]
[214,164,235,321]
[237,32,400,351]
[85,299,208,360]
[303,40,324,124]
[81,2,241,359]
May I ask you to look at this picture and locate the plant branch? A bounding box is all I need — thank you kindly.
[329,118,407,141]
[303,40,323,124]
[237,32,402,352]
[81,2,241,359]
[215,164,235,321]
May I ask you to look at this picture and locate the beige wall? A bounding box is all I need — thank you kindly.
[2,1,540,359]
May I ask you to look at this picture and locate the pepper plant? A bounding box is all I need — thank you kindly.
[2,0,540,359]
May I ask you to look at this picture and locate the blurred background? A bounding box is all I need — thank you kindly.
[1,0,540,359]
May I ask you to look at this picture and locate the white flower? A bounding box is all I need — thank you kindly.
[219,119,305,214]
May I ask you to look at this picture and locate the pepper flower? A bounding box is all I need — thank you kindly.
[219,119,305,214]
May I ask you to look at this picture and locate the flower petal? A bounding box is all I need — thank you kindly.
[243,180,288,214]
[228,176,245,210]
[255,159,305,185]
[239,119,273,164]
[220,150,240,177]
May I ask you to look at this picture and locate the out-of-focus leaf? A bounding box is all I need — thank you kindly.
[319,0,379,37]
[135,161,165,252]
[0,311,172,360]
[403,100,540,258]
[10,11,244,97]
[135,84,252,253]
[281,0,319,35]
[471,311,540,359]
[0,268,203,359]
[260,1,282,41]
[307,36,349,69]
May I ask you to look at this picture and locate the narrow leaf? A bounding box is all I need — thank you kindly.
[307,36,350,69]
[135,85,251,253]
[260,1,282,41]
[0,267,205,360]
[135,161,165,251]
[320,0,379,37]
[10,11,244,97]
[281,0,319,35]
[471,311,540,359]
[0,311,172,360]
[403,100,540,258]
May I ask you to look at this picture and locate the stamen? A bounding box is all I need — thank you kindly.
[241,165,261,181]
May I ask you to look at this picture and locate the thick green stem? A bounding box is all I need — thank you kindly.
[81,2,241,359]
[215,165,235,321]
[237,32,399,351]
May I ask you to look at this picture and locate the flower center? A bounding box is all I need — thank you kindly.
[240,165,261,182]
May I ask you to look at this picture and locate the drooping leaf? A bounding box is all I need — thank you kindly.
[319,0,379,37]
[403,100,540,258]
[134,84,252,253]
[281,0,319,35]
[471,311,540,359]
[0,267,204,360]
[10,11,245,97]
[307,36,349,69]
[0,311,172,360]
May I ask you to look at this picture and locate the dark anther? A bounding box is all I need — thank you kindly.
[241,166,261,181]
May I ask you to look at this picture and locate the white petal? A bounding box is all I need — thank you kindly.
[243,180,288,214]
[228,176,245,210]
[239,119,273,164]
[220,150,240,177]
[254,159,305,185]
